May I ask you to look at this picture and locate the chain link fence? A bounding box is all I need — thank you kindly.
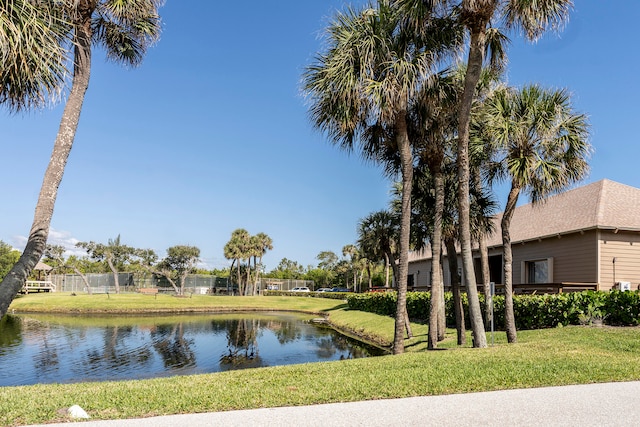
[49,274,315,295]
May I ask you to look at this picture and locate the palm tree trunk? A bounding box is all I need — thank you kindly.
[472,168,492,324]
[445,236,466,346]
[456,26,488,348]
[0,18,93,319]
[384,254,390,287]
[392,113,414,355]
[502,182,520,343]
[428,170,445,349]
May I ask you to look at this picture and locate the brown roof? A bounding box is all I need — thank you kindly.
[409,179,640,261]
[486,179,640,247]
[34,261,53,271]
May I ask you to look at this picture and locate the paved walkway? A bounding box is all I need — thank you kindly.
[28,381,640,426]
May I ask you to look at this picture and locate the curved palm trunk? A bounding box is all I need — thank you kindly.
[457,26,488,348]
[428,170,445,349]
[445,236,466,346]
[392,114,414,355]
[0,18,92,319]
[502,182,520,343]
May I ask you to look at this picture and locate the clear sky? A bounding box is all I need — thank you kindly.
[1,2,639,271]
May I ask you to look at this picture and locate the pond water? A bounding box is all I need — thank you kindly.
[0,312,385,387]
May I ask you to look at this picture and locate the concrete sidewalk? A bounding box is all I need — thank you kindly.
[28,381,640,427]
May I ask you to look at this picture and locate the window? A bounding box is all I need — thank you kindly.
[524,258,553,284]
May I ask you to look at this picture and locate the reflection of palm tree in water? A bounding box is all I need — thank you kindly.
[269,318,303,344]
[84,325,152,376]
[220,318,263,369]
[152,322,196,369]
[316,335,372,360]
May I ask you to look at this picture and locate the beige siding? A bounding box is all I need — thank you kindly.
[599,231,640,290]
[510,230,598,285]
[408,259,431,288]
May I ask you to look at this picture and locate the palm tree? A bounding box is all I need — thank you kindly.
[481,84,591,343]
[0,0,163,318]
[0,0,69,111]
[396,0,574,348]
[224,229,252,295]
[253,233,273,295]
[342,244,359,291]
[303,0,459,354]
[357,210,401,288]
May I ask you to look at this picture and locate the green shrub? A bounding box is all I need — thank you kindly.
[264,290,349,300]
[347,290,640,330]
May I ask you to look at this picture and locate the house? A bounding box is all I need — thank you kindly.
[408,179,640,292]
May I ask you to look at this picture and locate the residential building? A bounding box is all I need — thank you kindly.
[408,179,640,292]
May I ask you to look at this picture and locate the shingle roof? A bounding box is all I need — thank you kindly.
[409,179,640,261]
[486,179,640,247]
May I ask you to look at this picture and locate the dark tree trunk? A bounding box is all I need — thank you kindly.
[0,14,93,319]
[502,182,520,343]
[392,112,414,355]
[446,236,466,346]
[428,170,445,349]
[456,24,488,348]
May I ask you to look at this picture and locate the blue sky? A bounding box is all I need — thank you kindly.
[1,2,638,271]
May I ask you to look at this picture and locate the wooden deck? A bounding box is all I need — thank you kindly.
[21,281,56,293]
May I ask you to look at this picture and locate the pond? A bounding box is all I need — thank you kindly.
[0,312,385,387]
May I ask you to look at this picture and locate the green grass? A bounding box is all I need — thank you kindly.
[3,293,640,426]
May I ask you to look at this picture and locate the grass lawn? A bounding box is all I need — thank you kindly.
[3,292,640,426]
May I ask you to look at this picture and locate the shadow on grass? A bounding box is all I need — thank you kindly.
[324,303,349,311]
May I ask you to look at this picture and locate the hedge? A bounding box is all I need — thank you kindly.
[263,290,351,300]
[346,290,640,330]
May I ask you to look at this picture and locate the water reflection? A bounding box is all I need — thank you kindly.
[0,312,385,386]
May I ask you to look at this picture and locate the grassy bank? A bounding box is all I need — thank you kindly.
[3,293,640,425]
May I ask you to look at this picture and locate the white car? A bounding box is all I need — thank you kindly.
[291,287,310,292]
[316,288,332,292]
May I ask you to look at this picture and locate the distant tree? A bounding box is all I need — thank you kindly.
[223,229,270,295]
[76,235,135,293]
[157,245,200,296]
[316,251,338,271]
[251,233,273,295]
[0,0,163,319]
[357,210,400,289]
[0,241,20,281]
[268,258,305,280]
[44,244,92,294]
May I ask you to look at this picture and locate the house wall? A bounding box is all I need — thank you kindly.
[407,259,434,288]
[408,229,601,288]
[510,230,598,285]
[599,230,640,290]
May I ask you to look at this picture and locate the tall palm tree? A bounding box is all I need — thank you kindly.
[482,84,591,343]
[0,0,163,318]
[303,0,459,354]
[396,0,573,348]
